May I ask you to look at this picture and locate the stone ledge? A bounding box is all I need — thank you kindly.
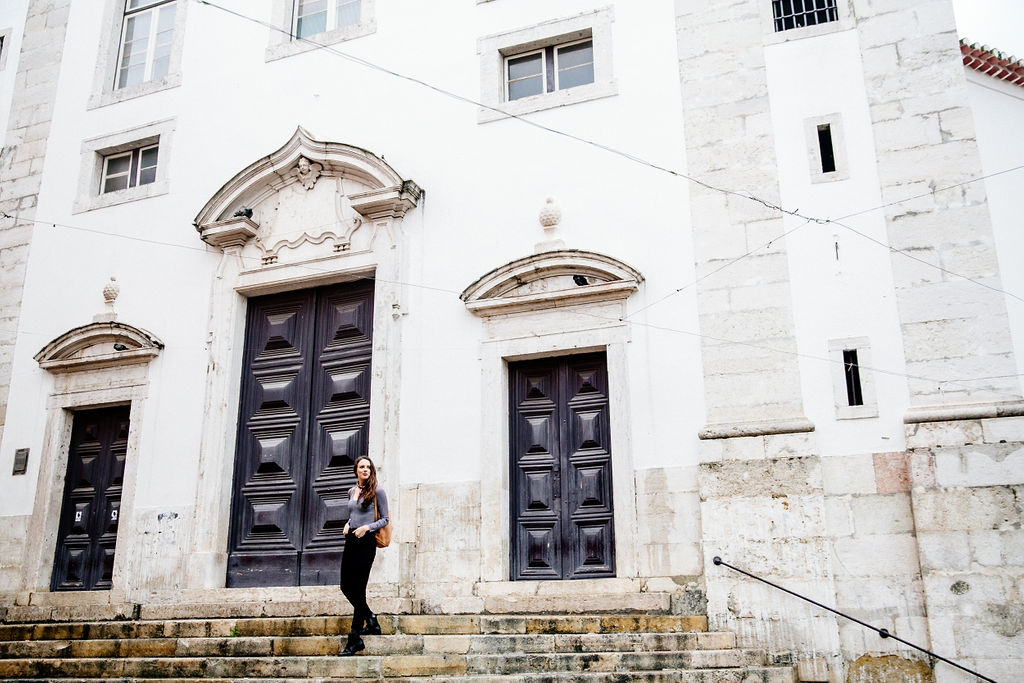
[484,593,671,615]
[904,400,1024,424]
[699,418,815,440]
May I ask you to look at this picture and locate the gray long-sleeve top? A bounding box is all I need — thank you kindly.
[346,487,389,533]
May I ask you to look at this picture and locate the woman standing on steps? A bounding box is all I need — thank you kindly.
[339,455,389,656]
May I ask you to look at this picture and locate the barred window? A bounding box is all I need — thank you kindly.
[772,0,838,32]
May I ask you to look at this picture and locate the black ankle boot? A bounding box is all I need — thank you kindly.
[360,615,382,636]
[339,633,364,656]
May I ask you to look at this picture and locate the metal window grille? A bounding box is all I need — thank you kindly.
[772,0,838,32]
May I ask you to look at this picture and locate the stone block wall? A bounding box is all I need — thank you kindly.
[823,453,931,675]
[0,0,69,445]
[854,0,1019,404]
[634,466,702,578]
[676,0,808,431]
[908,417,1024,682]
[697,456,843,676]
[401,481,483,613]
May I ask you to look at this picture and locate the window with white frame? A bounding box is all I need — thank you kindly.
[74,119,175,213]
[267,0,374,61]
[804,114,848,183]
[478,7,616,123]
[828,337,878,419]
[505,39,594,101]
[294,0,361,39]
[0,28,11,72]
[117,0,177,89]
[101,144,159,194]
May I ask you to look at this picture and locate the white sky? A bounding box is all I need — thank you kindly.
[951,0,1024,58]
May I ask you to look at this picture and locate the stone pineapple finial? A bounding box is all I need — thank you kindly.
[94,276,119,323]
[103,276,120,305]
[539,197,561,228]
[534,197,565,254]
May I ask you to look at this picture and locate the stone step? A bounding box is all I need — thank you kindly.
[0,631,738,658]
[0,671,798,683]
[2,590,673,624]
[0,653,787,680]
[0,614,708,642]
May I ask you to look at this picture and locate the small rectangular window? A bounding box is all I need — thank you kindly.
[772,0,838,32]
[294,0,361,39]
[842,349,863,407]
[102,144,159,194]
[817,124,836,174]
[117,0,177,89]
[505,39,594,102]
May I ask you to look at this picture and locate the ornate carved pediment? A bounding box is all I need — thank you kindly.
[194,127,420,260]
[461,250,644,316]
[35,322,164,373]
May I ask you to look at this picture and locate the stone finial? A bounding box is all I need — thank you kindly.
[534,197,565,254]
[103,276,120,304]
[94,276,119,323]
[539,197,561,227]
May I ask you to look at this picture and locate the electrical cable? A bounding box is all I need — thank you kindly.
[190,0,1024,311]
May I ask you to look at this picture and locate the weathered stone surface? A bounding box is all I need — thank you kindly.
[698,457,822,500]
[381,653,468,677]
[912,485,1021,532]
[846,654,933,683]
[484,593,670,615]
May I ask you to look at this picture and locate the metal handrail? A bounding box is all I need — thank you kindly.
[712,556,997,683]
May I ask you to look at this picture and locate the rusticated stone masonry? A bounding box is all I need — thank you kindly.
[855,0,1021,408]
[676,0,812,439]
[0,0,71,445]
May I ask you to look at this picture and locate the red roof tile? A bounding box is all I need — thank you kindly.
[960,38,1024,88]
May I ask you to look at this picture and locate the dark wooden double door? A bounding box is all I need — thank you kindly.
[227,281,373,587]
[510,352,616,580]
[52,405,130,591]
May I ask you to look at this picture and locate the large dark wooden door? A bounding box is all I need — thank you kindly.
[52,405,130,591]
[509,352,615,580]
[227,281,373,587]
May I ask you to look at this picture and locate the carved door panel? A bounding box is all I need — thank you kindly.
[52,405,130,591]
[509,352,615,580]
[300,284,374,583]
[227,282,373,587]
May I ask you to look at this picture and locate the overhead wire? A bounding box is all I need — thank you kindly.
[190,0,1024,311]
[3,2,1023,396]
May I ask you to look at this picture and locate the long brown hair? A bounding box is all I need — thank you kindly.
[353,456,378,509]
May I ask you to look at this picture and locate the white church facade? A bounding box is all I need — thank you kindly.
[0,1,1021,680]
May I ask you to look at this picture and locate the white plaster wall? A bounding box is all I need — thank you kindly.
[966,71,1024,397]
[0,0,697,588]
[765,29,910,457]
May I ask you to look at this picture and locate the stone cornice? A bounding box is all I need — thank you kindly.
[198,216,260,250]
[461,249,643,317]
[193,127,419,231]
[904,400,1024,424]
[35,321,164,373]
[698,418,815,440]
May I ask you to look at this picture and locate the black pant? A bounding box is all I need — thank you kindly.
[340,531,377,635]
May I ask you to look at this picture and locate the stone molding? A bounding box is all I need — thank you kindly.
[698,417,815,440]
[903,400,1024,424]
[460,249,643,316]
[197,216,260,250]
[193,126,420,234]
[33,321,164,373]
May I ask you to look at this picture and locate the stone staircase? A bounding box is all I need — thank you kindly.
[0,609,797,682]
